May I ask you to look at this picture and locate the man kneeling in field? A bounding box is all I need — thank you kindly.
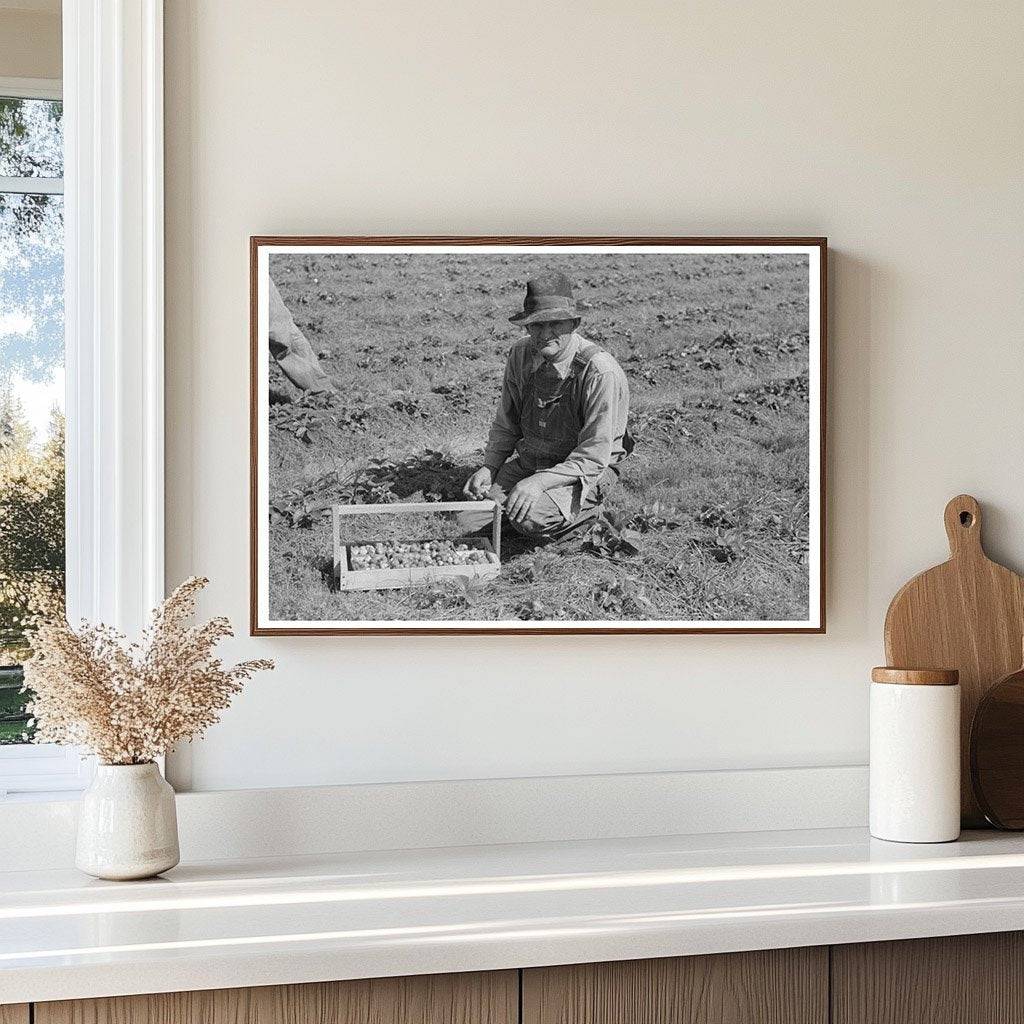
[462,271,632,541]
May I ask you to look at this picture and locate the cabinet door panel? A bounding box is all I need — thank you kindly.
[36,970,517,1024]
[0,1006,29,1024]
[523,948,828,1024]
[832,932,1024,1024]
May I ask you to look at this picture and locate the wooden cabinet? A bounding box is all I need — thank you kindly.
[34,971,517,1024]
[522,948,828,1024]
[24,932,1024,1024]
[832,932,1024,1024]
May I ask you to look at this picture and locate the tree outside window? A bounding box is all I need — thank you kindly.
[0,94,65,744]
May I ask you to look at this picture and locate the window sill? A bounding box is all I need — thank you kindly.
[0,744,93,799]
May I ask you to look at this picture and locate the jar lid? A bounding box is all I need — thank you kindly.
[871,667,959,686]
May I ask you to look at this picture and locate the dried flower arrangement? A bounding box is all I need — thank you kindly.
[22,576,273,765]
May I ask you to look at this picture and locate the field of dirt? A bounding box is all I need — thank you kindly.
[266,251,812,623]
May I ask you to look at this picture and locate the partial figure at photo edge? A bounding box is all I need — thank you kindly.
[268,276,335,395]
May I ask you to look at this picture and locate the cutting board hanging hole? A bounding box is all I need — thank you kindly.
[944,494,983,557]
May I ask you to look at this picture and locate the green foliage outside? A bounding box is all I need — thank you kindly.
[0,394,65,743]
[0,667,29,744]
[0,94,65,743]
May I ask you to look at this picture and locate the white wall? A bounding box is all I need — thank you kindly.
[164,0,1024,792]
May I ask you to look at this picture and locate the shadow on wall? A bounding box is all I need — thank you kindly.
[827,250,873,637]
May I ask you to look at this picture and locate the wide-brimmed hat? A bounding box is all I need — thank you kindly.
[509,271,580,325]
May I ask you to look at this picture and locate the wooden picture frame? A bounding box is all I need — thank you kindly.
[251,236,827,635]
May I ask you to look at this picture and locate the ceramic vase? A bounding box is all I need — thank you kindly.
[76,762,180,880]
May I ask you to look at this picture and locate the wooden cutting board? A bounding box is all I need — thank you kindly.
[884,494,1024,826]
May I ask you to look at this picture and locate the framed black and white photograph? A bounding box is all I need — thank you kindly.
[250,237,825,635]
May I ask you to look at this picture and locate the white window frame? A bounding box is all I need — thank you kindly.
[0,0,164,799]
[0,77,61,101]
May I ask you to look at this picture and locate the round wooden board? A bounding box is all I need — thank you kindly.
[970,663,1024,829]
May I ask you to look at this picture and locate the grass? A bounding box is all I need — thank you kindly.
[266,252,812,623]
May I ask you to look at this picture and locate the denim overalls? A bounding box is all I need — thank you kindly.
[517,341,607,472]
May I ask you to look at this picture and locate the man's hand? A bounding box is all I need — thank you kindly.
[463,467,493,499]
[506,474,547,524]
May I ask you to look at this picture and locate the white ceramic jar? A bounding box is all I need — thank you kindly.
[869,667,961,843]
[76,762,180,880]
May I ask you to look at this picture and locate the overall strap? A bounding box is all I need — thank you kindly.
[571,340,605,371]
[569,341,606,400]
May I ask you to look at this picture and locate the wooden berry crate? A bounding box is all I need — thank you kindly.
[332,500,502,592]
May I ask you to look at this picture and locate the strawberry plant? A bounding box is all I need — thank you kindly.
[590,579,653,616]
[627,502,682,533]
[583,514,642,560]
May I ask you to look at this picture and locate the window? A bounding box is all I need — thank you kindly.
[0,5,166,798]
[0,81,84,797]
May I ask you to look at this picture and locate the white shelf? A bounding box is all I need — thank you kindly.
[4,826,1024,1004]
